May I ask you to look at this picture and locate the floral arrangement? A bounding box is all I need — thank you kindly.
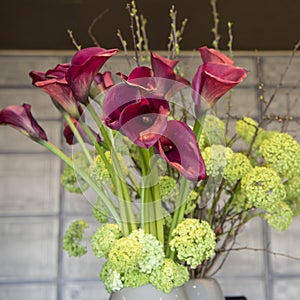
[1,1,300,295]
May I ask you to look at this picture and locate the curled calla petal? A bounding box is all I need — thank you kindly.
[30,65,81,119]
[119,96,170,148]
[0,104,48,142]
[102,83,141,130]
[63,118,101,145]
[199,46,234,65]
[151,52,178,80]
[154,120,206,181]
[67,47,119,104]
[117,53,189,96]
[94,71,114,92]
[192,62,247,114]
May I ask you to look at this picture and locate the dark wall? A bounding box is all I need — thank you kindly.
[0,0,299,51]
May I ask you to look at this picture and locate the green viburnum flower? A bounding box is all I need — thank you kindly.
[241,167,286,210]
[108,234,143,273]
[159,176,177,200]
[92,197,109,223]
[200,114,226,147]
[63,220,88,257]
[89,151,129,184]
[202,145,251,183]
[284,176,300,216]
[100,261,123,293]
[149,258,189,293]
[123,229,165,274]
[225,152,253,183]
[264,201,293,231]
[258,132,300,179]
[235,117,269,148]
[88,152,111,182]
[91,224,122,258]
[169,219,216,268]
[60,151,91,193]
[202,145,232,178]
[122,266,150,288]
[285,176,300,200]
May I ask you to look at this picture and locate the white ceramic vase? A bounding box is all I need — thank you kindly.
[184,278,224,300]
[109,284,188,300]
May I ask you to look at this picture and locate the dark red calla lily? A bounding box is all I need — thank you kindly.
[151,52,178,80]
[102,83,141,130]
[67,47,119,104]
[117,52,189,96]
[154,120,206,181]
[103,80,170,148]
[192,62,247,115]
[63,118,101,145]
[199,46,234,65]
[119,96,170,148]
[0,104,48,142]
[30,64,81,119]
[30,47,118,117]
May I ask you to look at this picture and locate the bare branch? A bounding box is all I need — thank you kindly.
[88,9,109,47]
[67,29,81,50]
[225,246,300,261]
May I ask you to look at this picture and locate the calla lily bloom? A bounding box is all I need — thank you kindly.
[103,83,141,130]
[154,120,206,181]
[118,52,189,96]
[192,62,247,116]
[66,47,119,104]
[30,47,118,118]
[0,103,48,142]
[199,46,234,65]
[63,118,101,145]
[103,81,170,148]
[119,96,170,148]
[30,64,81,119]
[151,52,178,80]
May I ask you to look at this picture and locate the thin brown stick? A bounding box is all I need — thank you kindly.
[210,0,220,49]
[224,246,300,261]
[67,29,81,50]
[126,2,140,66]
[88,9,109,47]
[247,40,300,155]
[261,40,300,118]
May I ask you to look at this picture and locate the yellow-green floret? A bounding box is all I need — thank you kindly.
[63,220,88,257]
[60,151,91,193]
[169,219,216,268]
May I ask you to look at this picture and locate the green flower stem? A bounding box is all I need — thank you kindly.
[138,147,164,241]
[63,113,93,164]
[166,177,190,258]
[149,148,164,245]
[78,120,113,175]
[39,140,122,227]
[166,114,206,257]
[86,103,136,234]
[138,147,151,234]
[78,120,132,235]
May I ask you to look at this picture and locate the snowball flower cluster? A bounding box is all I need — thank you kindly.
[91,223,122,258]
[98,228,169,292]
[169,219,216,268]
[236,117,269,148]
[202,145,252,183]
[258,132,300,179]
